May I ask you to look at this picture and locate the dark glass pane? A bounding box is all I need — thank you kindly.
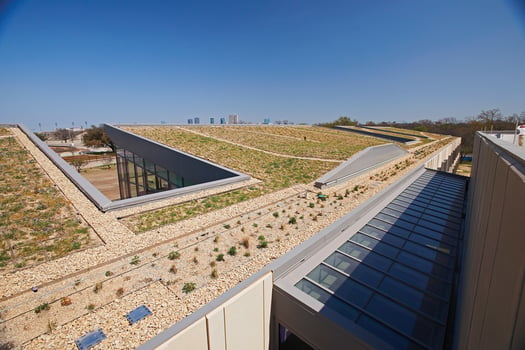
[357,315,418,350]
[389,263,449,297]
[324,252,383,287]
[366,294,444,347]
[338,242,392,270]
[295,279,360,321]
[379,277,448,322]
[350,233,399,258]
[404,241,452,267]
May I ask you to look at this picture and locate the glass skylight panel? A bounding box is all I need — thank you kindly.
[305,265,372,307]
[295,279,360,321]
[378,277,448,323]
[350,233,400,258]
[403,241,452,267]
[356,315,420,350]
[369,219,411,239]
[397,251,451,280]
[292,170,466,350]
[389,263,449,298]
[412,226,457,246]
[386,204,423,219]
[408,233,454,256]
[375,213,415,230]
[381,208,420,224]
[338,242,393,270]
[359,226,406,248]
[418,219,457,237]
[366,294,444,348]
[324,252,383,287]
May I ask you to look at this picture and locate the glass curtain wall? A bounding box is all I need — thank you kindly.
[116,147,187,199]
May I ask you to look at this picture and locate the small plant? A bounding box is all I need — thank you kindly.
[210,269,218,279]
[228,246,237,256]
[213,247,219,252]
[105,271,112,277]
[72,242,81,250]
[257,235,268,248]
[116,287,124,297]
[214,236,219,243]
[168,251,181,260]
[169,264,177,274]
[34,303,50,314]
[152,252,158,257]
[337,194,344,200]
[182,282,196,294]
[130,255,140,265]
[265,224,272,228]
[272,212,279,218]
[237,220,241,225]
[345,189,350,197]
[194,246,199,252]
[86,303,95,311]
[223,224,231,229]
[216,253,225,261]
[244,252,251,257]
[241,226,245,232]
[210,261,216,267]
[353,185,359,192]
[193,256,199,264]
[252,223,258,228]
[93,282,103,293]
[288,217,297,225]
[309,202,315,208]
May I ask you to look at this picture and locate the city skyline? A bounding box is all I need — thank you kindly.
[1,0,524,131]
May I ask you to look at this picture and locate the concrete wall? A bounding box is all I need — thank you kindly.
[424,137,461,172]
[105,124,240,184]
[454,132,525,350]
[138,272,272,350]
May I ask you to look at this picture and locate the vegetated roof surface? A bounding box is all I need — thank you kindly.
[0,130,95,272]
[120,125,386,232]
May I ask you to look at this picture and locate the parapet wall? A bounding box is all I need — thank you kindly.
[424,137,461,172]
[138,272,272,350]
[454,132,525,350]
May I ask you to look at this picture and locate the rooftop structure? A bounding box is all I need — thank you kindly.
[2,124,486,349]
[139,131,524,350]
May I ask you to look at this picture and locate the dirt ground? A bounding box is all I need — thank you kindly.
[456,161,472,177]
[81,166,121,200]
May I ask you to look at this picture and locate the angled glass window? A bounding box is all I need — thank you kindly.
[338,242,393,270]
[295,279,360,321]
[324,252,383,287]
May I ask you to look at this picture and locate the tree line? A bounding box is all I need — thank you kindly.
[322,109,524,155]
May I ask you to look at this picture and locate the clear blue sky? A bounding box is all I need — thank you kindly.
[1,0,524,131]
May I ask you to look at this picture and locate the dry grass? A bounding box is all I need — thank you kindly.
[0,136,95,271]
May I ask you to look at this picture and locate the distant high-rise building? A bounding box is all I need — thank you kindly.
[187,119,193,124]
[263,118,270,125]
[210,118,215,124]
[228,114,239,124]
[194,117,200,124]
[220,118,226,125]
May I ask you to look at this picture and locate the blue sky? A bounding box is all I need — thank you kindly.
[0,0,524,131]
